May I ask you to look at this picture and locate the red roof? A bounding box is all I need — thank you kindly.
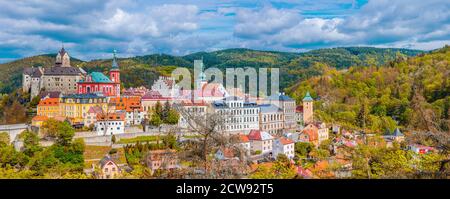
[142,90,171,100]
[248,130,262,140]
[279,137,294,145]
[302,129,318,141]
[239,135,250,142]
[296,106,303,113]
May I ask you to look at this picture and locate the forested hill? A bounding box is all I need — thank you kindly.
[287,46,450,133]
[0,47,424,93]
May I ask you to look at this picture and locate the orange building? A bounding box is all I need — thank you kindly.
[37,97,60,118]
[109,95,144,126]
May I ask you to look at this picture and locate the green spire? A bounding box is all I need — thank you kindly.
[303,91,313,102]
[112,49,118,69]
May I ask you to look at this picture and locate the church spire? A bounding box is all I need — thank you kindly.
[112,49,119,69]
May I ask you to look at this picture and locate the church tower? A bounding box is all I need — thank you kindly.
[302,91,314,124]
[55,46,70,67]
[109,50,121,96]
[194,59,207,90]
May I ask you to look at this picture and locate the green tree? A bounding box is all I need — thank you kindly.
[0,132,10,146]
[55,121,75,146]
[164,109,180,125]
[295,142,313,157]
[20,130,41,157]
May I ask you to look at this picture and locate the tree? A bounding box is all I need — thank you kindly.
[357,98,369,131]
[154,101,163,118]
[41,118,61,139]
[164,109,180,125]
[55,121,75,146]
[0,132,10,146]
[111,135,117,144]
[149,113,163,127]
[295,142,313,157]
[20,130,41,157]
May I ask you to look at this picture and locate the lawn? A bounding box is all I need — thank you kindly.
[117,135,162,144]
[83,145,127,168]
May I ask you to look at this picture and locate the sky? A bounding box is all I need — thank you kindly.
[0,0,449,63]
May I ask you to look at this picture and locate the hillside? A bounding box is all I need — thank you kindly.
[0,47,424,94]
[287,46,450,133]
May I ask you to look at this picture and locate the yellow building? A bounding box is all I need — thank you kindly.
[59,93,108,125]
[37,97,60,118]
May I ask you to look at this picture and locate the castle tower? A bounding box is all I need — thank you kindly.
[55,46,70,67]
[302,91,314,124]
[109,50,121,96]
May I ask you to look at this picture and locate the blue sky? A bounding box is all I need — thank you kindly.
[0,0,448,62]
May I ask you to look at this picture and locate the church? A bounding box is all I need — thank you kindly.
[76,51,121,97]
[22,47,86,99]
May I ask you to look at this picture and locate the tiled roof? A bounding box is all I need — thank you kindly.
[96,112,125,121]
[39,91,61,99]
[248,130,273,141]
[87,106,103,114]
[259,104,282,113]
[239,135,250,142]
[279,137,294,145]
[43,66,84,76]
[142,90,171,100]
[81,72,112,83]
[266,93,294,101]
[62,93,104,99]
[296,106,303,113]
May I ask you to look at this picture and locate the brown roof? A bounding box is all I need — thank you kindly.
[279,137,294,145]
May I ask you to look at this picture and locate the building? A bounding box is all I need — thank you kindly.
[265,93,297,131]
[383,128,405,143]
[59,93,108,126]
[299,128,319,145]
[122,86,149,97]
[303,122,329,145]
[408,144,435,154]
[273,137,295,159]
[151,76,179,98]
[295,106,303,124]
[247,129,274,155]
[177,100,208,129]
[77,51,120,97]
[212,96,259,134]
[141,90,173,113]
[23,47,86,99]
[109,96,144,126]
[259,104,284,135]
[84,106,103,127]
[238,134,251,156]
[94,112,126,135]
[98,156,120,179]
[37,95,60,118]
[302,91,314,125]
[145,150,179,174]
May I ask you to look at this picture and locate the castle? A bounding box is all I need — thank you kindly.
[22,47,86,99]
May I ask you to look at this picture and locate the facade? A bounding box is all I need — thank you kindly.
[141,90,173,113]
[85,106,103,127]
[94,112,126,135]
[177,100,208,129]
[37,96,60,118]
[23,47,86,99]
[77,52,120,97]
[238,134,251,156]
[273,137,295,159]
[98,156,120,179]
[212,96,259,134]
[109,96,144,126]
[151,76,179,98]
[259,104,284,135]
[59,93,108,125]
[301,122,329,145]
[145,150,179,174]
[247,129,274,155]
[302,91,314,125]
[265,93,297,131]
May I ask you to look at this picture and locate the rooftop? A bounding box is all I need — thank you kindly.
[303,91,314,102]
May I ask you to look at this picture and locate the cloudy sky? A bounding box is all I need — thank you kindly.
[0,0,449,62]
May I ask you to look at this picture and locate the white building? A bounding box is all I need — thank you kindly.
[259,104,284,135]
[273,137,295,159]
[264,93,297,131]
[177,100,208,129]
[151,76,179,98]
[212,96,260,134]
[95,112,126,135]
[247,130,274,155]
